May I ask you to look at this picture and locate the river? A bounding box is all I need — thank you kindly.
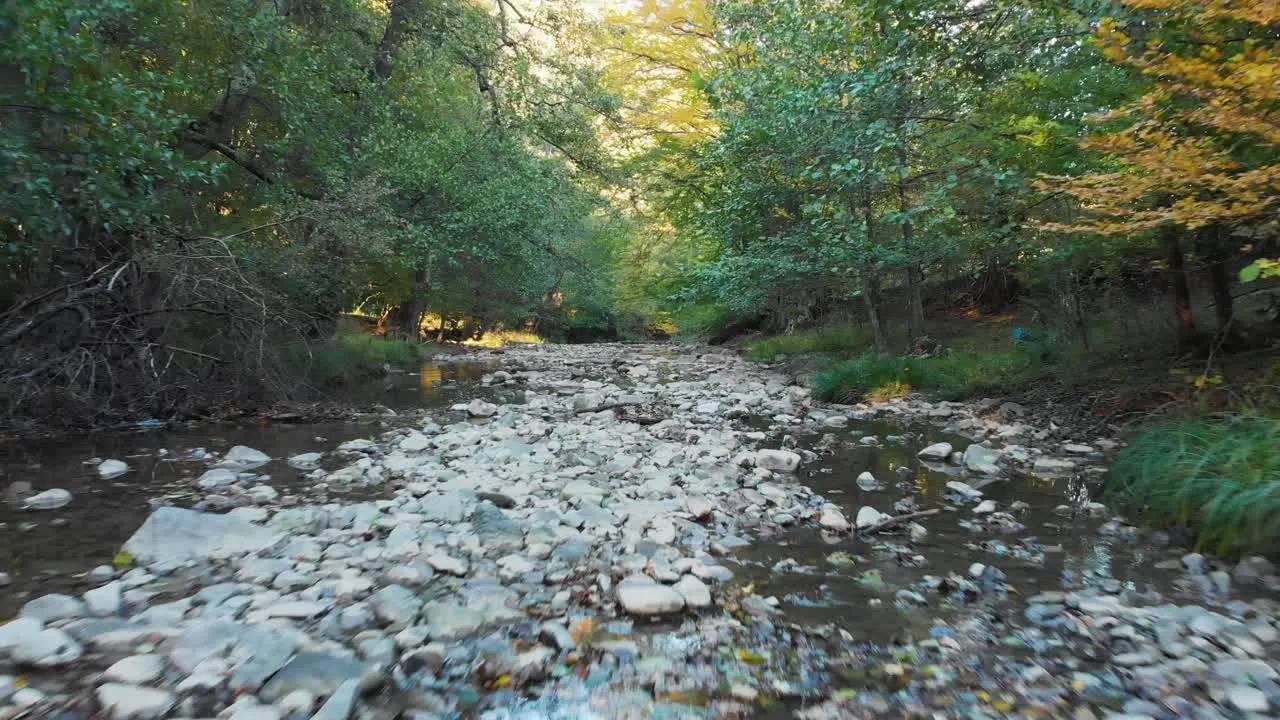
[0,343,1273,719]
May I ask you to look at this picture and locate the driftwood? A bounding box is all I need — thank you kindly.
[858,508,941,534]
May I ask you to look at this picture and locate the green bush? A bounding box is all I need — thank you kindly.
[1107,414,1280,557]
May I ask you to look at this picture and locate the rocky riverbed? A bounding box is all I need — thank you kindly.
[1,343,1278,719]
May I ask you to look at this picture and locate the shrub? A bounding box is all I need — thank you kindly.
[1107,414,1280,556]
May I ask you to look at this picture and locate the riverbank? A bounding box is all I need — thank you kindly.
[1,343,1277,719]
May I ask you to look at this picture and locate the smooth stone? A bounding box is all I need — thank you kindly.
[674,575,712,608]
[287,452,323,470]
[11,627,82,666]
[755,449,801,473]
[819,504,851,532]
[21,593,86,622]
[616,576,685,615]
[96,683,175,719]
[23,488,72,510]
[216,445,272,470]
[259,652,370,702]
[917,442,953,461]
[85,581,124,617]
[467,399,498,417]
[104,654,166,684]
[855,506,888,530]
[1227,685,1268,713]
[123,506,283,565]
[962,443,1002,474]
[98,459,130,479]
[311,678,361,720]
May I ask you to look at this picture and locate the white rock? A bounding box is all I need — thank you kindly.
[426,553,468,576]
[287,452,323,470]
[945,481,983,499]
[12,628,82,667]
[819,504,851,532]
[23,488,72,510]
[104,654,165,684]
[399,432,430,453]
[0,617,44,652]
[1033,457,1077,474]
[98,459,130,479]
[215,445,271,470]
[754,449,801,473]
[196,468,239,489]
[855,506,889,530]
[1227,685,1268,712]
[84,581,123,617]
[685,495,713,521]
[467,399,498,417]
[572,392,607,412]
[674,575,712,608]
[123,506,283,565]
[265,601,329,619]
[917,442,953,461]
[277,690,317,715]
[973,500,998,515]
[96,684,175,719]
[616,576,685,615]
[962,444,1003,475]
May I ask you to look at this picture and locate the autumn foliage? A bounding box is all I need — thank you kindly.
[1041,0,1280,234]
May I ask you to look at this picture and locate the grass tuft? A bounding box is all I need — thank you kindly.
[1107,414,1280,557]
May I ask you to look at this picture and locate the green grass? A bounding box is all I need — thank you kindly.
[1106,414,1280,557]
[746,325,881,361]
[288,332,428,385]
[813,348,1041,402]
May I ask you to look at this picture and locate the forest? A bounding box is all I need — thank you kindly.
[2,0,1277,428]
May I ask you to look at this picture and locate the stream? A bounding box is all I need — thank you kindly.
[0,343,1274,720]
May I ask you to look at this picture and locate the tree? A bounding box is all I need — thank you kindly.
[1040,0,1280,336]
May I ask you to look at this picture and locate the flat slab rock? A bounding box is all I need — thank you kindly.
[123,507,283,565]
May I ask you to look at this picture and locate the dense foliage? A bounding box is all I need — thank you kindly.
[1,0,622,424]
[606,0,1278,347]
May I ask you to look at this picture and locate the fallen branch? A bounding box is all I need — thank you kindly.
[858,508,940,534]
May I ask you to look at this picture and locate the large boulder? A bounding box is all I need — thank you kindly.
[123,507,283,565]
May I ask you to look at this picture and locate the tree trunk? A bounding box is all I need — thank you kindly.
[906,265,926,339]
[398,267,430,340]
[858,186,890,353]
[1197,225,1235,336]
[1161,225,1197,347]
[862,278,890,353]
[895,129,925,340]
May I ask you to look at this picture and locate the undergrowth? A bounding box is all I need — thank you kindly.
[1106,414,1280,557]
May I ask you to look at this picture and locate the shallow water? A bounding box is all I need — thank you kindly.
[0,360,506,615]
[727,418,1181,644]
